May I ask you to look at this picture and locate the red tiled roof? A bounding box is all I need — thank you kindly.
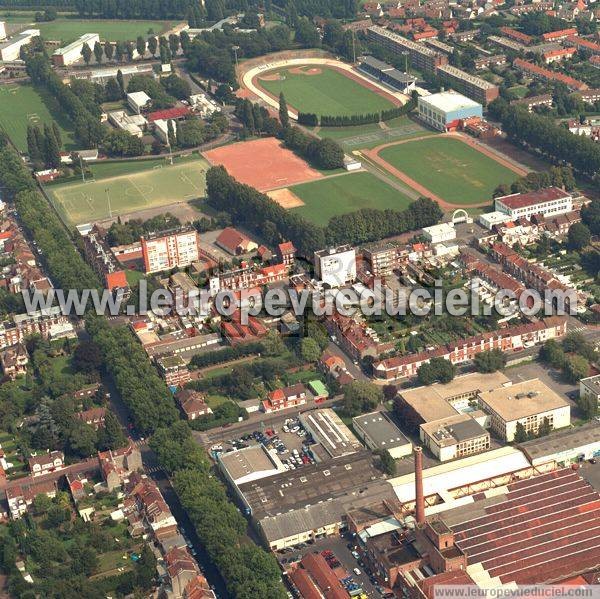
[147,106,190,122]
[513,58,588,90]
[544,47,576,60]
[542,27,577,41]
[496,186,570,209]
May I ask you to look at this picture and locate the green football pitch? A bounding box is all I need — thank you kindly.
[290,171,413,224]
[48,156,209,225]
[378,136,519,205]
[0,84,76,153]
[258,65,394,117]
[36,19,176,43]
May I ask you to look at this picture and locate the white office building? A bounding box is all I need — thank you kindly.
[478,211,514,230]
[422,222,456,243]
[314,245,356,287]
[127,91,152,114]
[52,33,99,66]
[0,29,40,62]
[495,187,573,219]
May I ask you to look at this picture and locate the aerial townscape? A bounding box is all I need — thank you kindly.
[0,0,600,598]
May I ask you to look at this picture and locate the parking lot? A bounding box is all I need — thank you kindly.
[280,534,392,598]
[211,417,318,471]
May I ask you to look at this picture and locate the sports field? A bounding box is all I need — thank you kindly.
[376,136,520,205]
[35,19,176,43]
[48,156,209,225]
[0,84,76,153]
[288,171,413,224]
[257,65,395,117]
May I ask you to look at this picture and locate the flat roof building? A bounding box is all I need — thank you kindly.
[397,371,511,425]
[300,408,362,459]
[314,245,356,288]
[353,411,412,459]
[422,222,457,243]
[127,91,152,114]
[418,91,482,131]
[52,33,99,66]
[218,444,285,487]
[517,421,600,466]
[478,378,570,442]
[420,413,490,462]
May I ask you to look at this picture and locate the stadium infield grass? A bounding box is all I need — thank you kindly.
[377,136,519,205]
[0,84,76,153]
[48,155,209,226]
[290,171,413,224]
[258,65,394,117]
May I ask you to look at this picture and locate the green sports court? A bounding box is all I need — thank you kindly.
[48,155,209,225]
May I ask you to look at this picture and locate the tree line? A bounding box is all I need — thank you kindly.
[150,422,288,598]
[206,166,443,254]
[27,122,63,170]
[298,92,419,127]
[86,316,179,435]
[72,0,202,20]
[282,126,345,169]
[0,143,100,291]
[26,54,104,149]
[489,98,600,186]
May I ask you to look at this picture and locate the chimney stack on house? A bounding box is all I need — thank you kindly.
[414,446,425,525]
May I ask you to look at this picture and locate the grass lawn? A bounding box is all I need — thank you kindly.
[378,136,519,205]
[125,269,146,286]
[206,394,230,409]
[36,19,176,43]
[48,154,209,225]
[290,171,413,224]
[0,83,76,153]
[258,65,394,117]
[318,115,436,149]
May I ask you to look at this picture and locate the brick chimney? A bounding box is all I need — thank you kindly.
[414,446,425,525]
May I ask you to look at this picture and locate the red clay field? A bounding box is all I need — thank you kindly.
[203,137,323,191]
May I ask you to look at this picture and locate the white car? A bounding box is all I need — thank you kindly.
[353,568,361,576]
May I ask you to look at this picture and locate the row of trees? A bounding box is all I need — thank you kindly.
[235,99,284,137]
[539,332,598,395]
[493,165,576,198]
[489,98,600,185]
[80,33,188,66]
[73,0,202,20]
[298,92,419,128]
[26,54,104,149]
[185,24,294,85]
[150,422,288,598]
[325,197,443,246]
[206,164,444,255]
[0,143,100,291]
[86,316,179,435]
[281,126,345,169]
[26,122,63,169]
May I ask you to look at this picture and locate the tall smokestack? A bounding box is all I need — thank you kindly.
[414,446,425,525]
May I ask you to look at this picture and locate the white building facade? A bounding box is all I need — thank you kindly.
[495,187,573,219]
[314,245,357,287]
